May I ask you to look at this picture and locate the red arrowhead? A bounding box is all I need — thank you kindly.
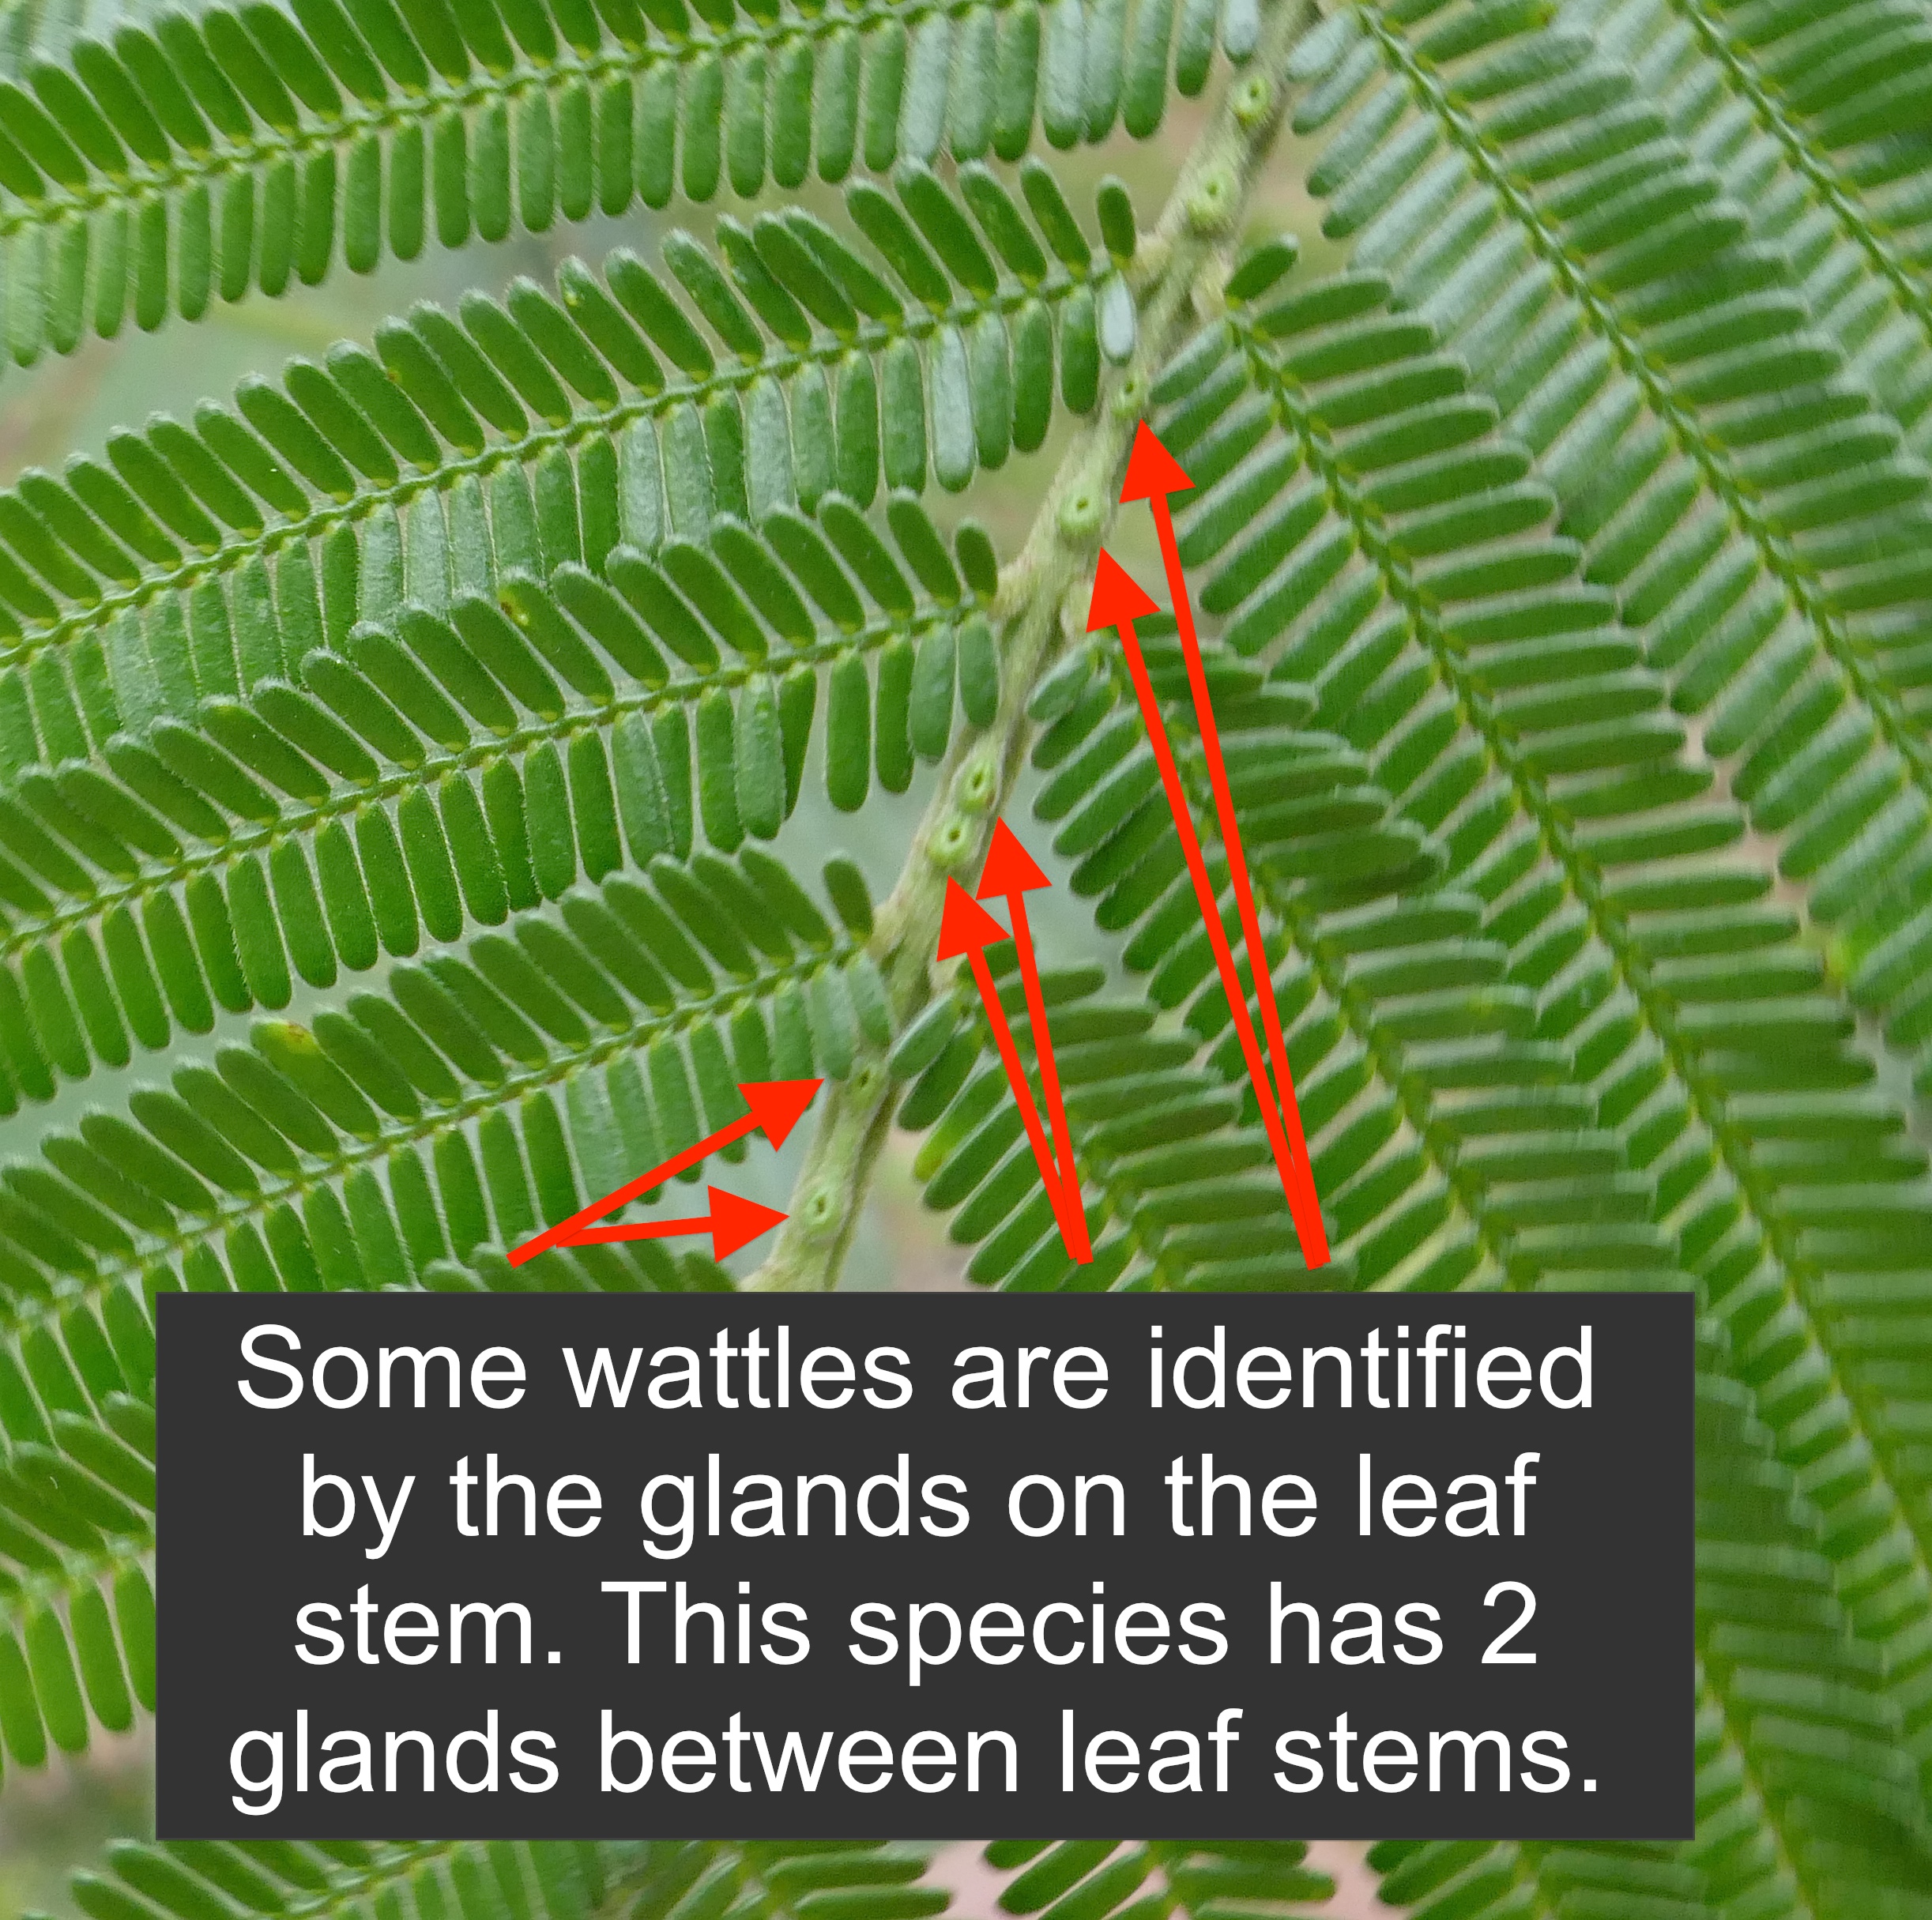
[1119,420,1193,503]
[977,819,1051,901]
[736,1079,823,1149]
[707,1186,788,1259]
[936,879,1011,960]
[1087,548,1162,632]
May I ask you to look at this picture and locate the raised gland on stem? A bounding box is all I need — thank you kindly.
[747,0,1313,1293]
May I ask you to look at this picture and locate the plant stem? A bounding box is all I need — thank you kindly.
[747,2,1309,1292]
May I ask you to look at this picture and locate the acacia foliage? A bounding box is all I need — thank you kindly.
[0,0,1926,1914]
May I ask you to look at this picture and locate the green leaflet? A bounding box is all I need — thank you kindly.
[1280,14,1932,1819]
[1365,1345,1932,1916]
[0,0,1239,374]
[910,232,1932,1911]
[976,1844,1329,1920]
[1178,268,1932,1544]
[2,0,1929,1908]
[1578,0,1932,474]
[1296,0,1932,1115]
[0,498,997,1096]
[0,169,1121,780]
[0,1548,153,1764]
[58,1840,956,1920]
[0,840,872,1329]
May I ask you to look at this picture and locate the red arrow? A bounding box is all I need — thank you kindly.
[1120,419,1195,503]
[1087,544,1329,1268]
[1125,420,1314,1231]
[937,875,1093,1263]
[976,820,1086,1246]
[566,1185,790,1262]
[509,1078,822,1265]
[1123,423,1327,1262]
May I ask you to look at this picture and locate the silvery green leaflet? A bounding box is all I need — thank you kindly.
[0,0,1925,1907]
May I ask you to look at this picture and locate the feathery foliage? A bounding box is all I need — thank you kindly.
[0,0,1926,1913]
[0,0,1251,368]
